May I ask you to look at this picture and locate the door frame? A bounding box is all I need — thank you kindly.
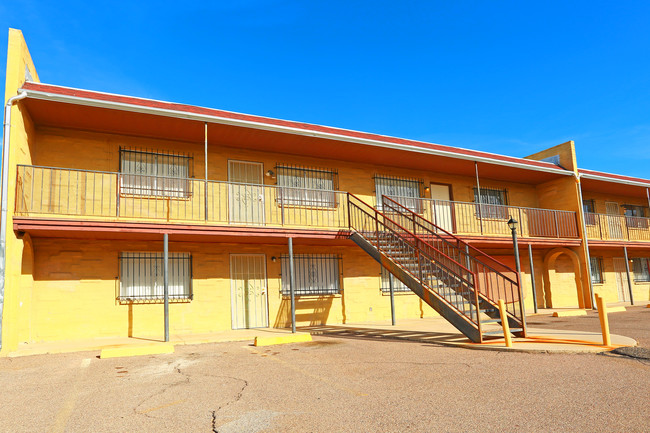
[612,257,631,302]
[229,253,269,329]
[227,160,265,225]
[605,201,623,239]
[429,182,456,233]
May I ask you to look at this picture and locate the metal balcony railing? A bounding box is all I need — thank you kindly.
[584,212,650,242]
[15,165,349,230]
[381,195,579,239]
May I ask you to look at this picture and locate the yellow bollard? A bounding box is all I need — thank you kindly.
[498,299,512,348]
[595,294,611,346]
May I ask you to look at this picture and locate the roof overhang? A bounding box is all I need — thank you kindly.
[580,169,650,199]
[18,82,573,184]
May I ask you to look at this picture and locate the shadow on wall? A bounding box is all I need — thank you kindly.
[273,296,334,328]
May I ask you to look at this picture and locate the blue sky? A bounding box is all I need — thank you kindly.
[2,1,649,178]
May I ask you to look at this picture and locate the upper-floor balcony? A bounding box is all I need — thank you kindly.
[15,165,350,230]
[382,195,579,239]
[14,165,580,241]
[584,212,650,242]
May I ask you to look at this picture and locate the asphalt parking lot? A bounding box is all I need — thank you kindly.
[0,307,648,433]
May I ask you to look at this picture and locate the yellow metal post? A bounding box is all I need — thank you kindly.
[498,299,512,348]
[595,294,611,346]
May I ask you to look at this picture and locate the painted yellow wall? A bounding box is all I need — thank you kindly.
[30,127,543,209]
[589,249,650,304]
[22,239,439,344]
[1,29,39,354]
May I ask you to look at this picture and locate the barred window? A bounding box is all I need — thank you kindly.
[281,254,341,296]
[276,164,338,208]
[590,257,604,284]
[119,252,193,301]
[374,175,423,212]
[623,204,649,229]
[474,187,508,219]
[632,258,650,282]
[380,267,411,293]
[583,199,596,225]
[120,148,193,197]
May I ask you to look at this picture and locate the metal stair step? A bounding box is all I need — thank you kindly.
[482,328,523,336]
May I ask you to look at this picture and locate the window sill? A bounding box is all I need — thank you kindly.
[281,293,342,299]
[118,296,193,304]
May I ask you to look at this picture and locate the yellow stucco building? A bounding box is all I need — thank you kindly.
[2,29,649,354]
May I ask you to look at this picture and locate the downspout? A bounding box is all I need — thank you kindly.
[575,173,595,309]
[0,91,28,350]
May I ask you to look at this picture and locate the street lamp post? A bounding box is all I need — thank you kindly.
[507,217,526,323]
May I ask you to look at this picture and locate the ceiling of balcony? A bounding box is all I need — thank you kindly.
[23,97,569,185]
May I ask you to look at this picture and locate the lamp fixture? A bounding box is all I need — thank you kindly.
[265,169,275,178]
[507,217,518,231]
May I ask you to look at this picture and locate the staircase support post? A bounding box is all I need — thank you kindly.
[288,237,296,333]
[163,233,169,342]
[623,246,634,305]
[389,272,396,326]
[528,243,538,313]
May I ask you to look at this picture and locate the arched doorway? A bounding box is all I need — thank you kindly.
[542,248,584,309]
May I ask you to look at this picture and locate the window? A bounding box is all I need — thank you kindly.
[623,204,649,229]
[632,258,650,282]
[590,257,604,284]
[583,199,596,225]
[120,148,192,197]
[119,252,192,301]
[281,254,341,296]
[276,164,337,207]
[374,175,423,212]
[473,187,508,219]
[380,267,411,293]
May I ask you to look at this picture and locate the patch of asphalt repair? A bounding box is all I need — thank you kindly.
[610,346,650,361]
[212,410,278,433]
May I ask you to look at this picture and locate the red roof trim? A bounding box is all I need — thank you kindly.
[21,81,564,171]
[579,168,650,186]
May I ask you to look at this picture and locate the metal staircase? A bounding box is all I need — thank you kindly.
[347,193,526,343]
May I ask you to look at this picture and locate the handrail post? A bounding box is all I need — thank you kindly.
[347,193,352,230]
[375,211,380,250]
[472,272,482,338]
[553,211,560,238]
[280,187,285,226]
[116,172,120,217]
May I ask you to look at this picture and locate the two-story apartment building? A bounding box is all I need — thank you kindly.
[1,29,648,354]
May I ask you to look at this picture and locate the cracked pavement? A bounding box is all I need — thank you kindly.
[0,306,648,432]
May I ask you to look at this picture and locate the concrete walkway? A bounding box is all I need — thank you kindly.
[302,316,637,354]
[5,315,636,358]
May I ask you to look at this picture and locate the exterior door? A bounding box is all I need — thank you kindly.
[228,160,265,224]
[429,183,454,232]
[230,254,269,329]
[613,257,631,302]
[605,202,623,239]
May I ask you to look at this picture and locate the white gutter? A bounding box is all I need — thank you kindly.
[20,87,574,177]
[0,91,28,350]
[580,172,650,189]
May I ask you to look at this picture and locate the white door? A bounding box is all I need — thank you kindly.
[230,254,269,329]
[613,257,631,302]
[605,202,623,239]
[228,161,265,225]
[429,184,454,232]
